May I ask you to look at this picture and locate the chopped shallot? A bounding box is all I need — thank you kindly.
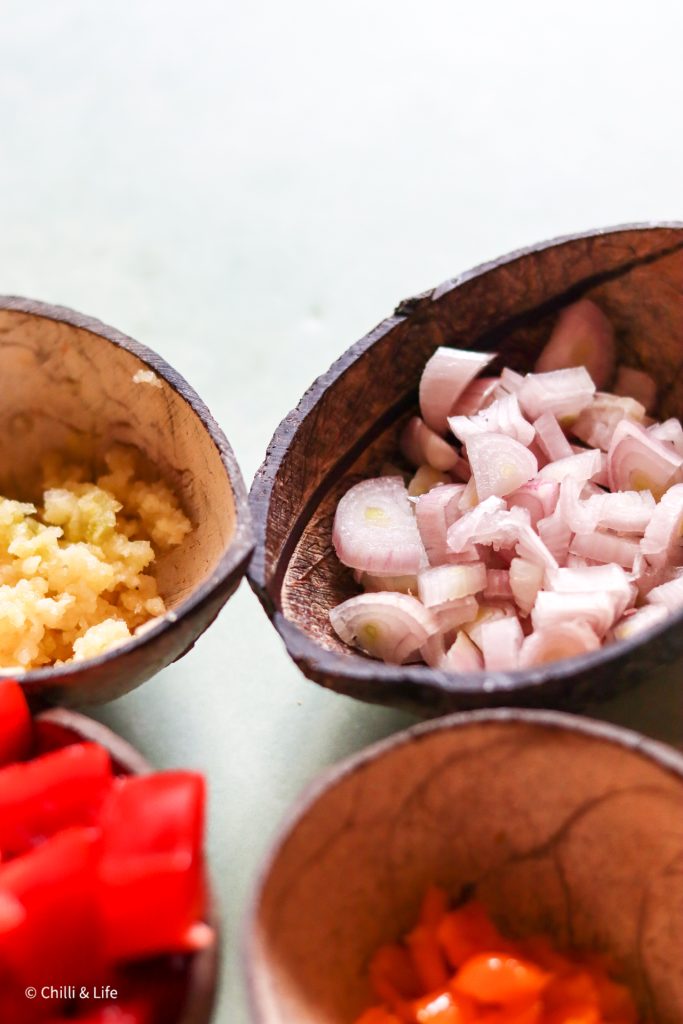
[329,592,437,664]
[400,416,458,472]
[448,394,535,447]
[535,299,615,388]
[332,477,426,574]
[517,366,595,422]
[614,366,657,412]
[419,347,495,433]
[417,563,487,606]
[465,432,537,499]
[442,631,483,671]
[330,321,683,675]
[479,614,524,671]
[518,621,601,667]
[451,376,500,416]
[608,419,683,499]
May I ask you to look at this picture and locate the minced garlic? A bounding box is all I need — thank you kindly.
[0,447,191,670]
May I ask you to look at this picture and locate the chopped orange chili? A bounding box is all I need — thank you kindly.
[353,892,641,1024]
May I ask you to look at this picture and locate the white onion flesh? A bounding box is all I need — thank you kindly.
[419,347,495,434]
[448,394,535,447]
[608,419,683,499]
[415,484,466,565]
[613,604,669,641]
[533,412,574,461]
[518,621,601,667]
[442,631,484,672]
[479,614,524,671]
[571,392,646,451]
[646,575,683,613]
[640,483,683,568]
[509,557,544,616]
[569,531,640,570]
[451,377,500,416]
[537,448,602,484]
[417,563,487,606]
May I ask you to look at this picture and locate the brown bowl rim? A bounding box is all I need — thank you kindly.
[244,706,683,1023]
[248,221,683,707]
[0,295,254,687]
[38,707,219,1024]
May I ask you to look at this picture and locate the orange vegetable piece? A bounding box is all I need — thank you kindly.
[413,989,476,1023]
[354,1008,404,1024]
[370,943,422,1005]
[544,971,599,1010]
[452,953,550,1005]
[420,885,449,928]
[477,1001,543,1024]
[437,902,511,968]
[543,1007,601,1024]
[407,925,451,993]
[592,972,638,1023]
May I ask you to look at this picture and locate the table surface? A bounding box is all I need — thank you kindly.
[1,2,682,1020]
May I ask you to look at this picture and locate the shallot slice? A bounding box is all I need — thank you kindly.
[569,531,640,570]
[509,557,544,616]
[641,483,683,568]
[494,367,525,397]
[507,479,560,528]
[571,392,646,451]
[433,596,479,630]
[329,592,437,664]
[531,589,620,638]
[415,484,466,565]
[537,509,572,566]
[400,417,458,472]
[483,569,513,601]
[408,466,452,497]
[417,563,487,606]
[608,419,683,499]
[648,418,683,457]
[446,495,506,553]
[419,347,495,434]
[451,377,500,416]
[465,602,517,650]
[535,299,615,388]
[518,621,601,667]
[479,614,524,671]
[614,366,657,413]
[547,563,635,618]
[332,477,426,574]
[448,394,535,447]
[537,448,602,484]
[533,413,574,461]
[358,572,418,595]
[613,604,669,641]
[646,575,683,614]
[442,631,483,672]
[518,367,596,422]
[465,432,538,500]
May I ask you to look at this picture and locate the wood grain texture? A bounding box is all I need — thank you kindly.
[0,296,253,706]
[249,223,683,715]
[247,709,683,1024]
[36,708,218,1024]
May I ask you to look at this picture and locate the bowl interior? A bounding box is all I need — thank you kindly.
[0,303,236,610]
[253,225,683,677]
[249,714,683,1024]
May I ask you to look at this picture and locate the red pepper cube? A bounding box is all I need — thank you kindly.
[0,678,32,766]
[0,827,105,1017]
[0,742,113,858]
[99,772,205,861]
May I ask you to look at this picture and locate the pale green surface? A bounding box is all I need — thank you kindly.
[0,2,682,1021]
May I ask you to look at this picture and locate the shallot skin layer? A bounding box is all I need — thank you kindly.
[329,299,683,677]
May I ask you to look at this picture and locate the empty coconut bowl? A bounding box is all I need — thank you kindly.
[249,222,683,716]
[0,296,253,705]
[37,708,218,1024]
[247,709,683,1024]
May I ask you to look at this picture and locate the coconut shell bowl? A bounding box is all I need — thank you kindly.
[38,708,218,1024]
[249,223,683,716]
[0,296,253,706]
[247,709,683,1024]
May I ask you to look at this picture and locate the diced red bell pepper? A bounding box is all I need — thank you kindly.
[419,886,449,929]
[0,827,104,1020]
[436,902,512,969]
[99,772,205,861]
[407,926,450,992]
[354,1008,404,1024]
[0,742,113,857]
[369,943,422,1005]
[0,678,32,766]
[413,988,474,1022]
[99,849,204,961]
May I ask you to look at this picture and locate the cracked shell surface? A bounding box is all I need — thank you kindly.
[248,710,683,1024]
